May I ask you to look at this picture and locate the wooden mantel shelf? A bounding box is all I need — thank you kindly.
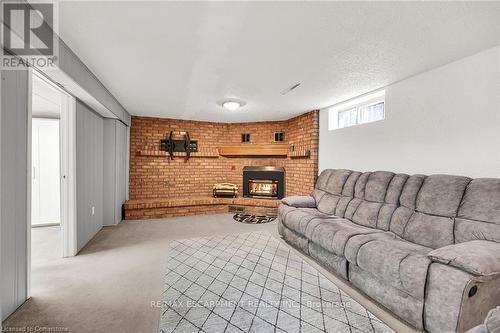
[217,145,290,157]
[138,145,310,159]
[138,149,219,158]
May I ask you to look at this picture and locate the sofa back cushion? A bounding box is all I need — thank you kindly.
[455,178,500,243]
[314,169,500,247]
[344,171,409,230]
[399,175,426,209]
[313,169,361,217]
[416,175,471,217]
[390,175,471,249]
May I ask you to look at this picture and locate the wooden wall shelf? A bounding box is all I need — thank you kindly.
[138,149,219,158]
[217,145,290,157]
[138,145,311,159]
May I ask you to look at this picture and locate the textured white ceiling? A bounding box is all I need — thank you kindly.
[58,1,500,122]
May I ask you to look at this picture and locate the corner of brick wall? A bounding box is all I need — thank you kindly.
[129,111,319,200]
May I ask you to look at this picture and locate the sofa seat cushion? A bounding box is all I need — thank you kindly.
[350,235,433,299]
[278,205,334,238]
[428,240,500,279]
[309,219,383,257]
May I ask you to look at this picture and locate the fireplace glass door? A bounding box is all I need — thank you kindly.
[248,180,279,198]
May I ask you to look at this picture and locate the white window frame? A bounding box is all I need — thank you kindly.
[328,90,385,130]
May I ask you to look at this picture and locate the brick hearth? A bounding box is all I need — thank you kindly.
[123,197,281,220]
[125,110,318,219]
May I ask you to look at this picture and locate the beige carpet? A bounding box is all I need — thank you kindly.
[31,225,62,263]
[3,214,417,333]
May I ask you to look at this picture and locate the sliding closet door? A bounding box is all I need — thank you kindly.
[114,121,127,225]
[1,69,29,320]
[102,119,116,226]
[103,119,128,226]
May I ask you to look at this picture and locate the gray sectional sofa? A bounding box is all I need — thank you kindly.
[277,169,500,332]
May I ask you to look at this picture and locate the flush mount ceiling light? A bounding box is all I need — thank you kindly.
[221,100,245,111]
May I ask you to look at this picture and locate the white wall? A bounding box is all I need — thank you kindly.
[319,46,500,178]
[76,101,104,251]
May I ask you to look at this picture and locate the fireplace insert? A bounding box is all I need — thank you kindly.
[243,166,285,199]
[248,180,279,197]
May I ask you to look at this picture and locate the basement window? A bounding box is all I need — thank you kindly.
[328,90,385,130]
[274,132,285,142]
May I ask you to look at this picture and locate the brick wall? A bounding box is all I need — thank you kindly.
[129,111,319,200]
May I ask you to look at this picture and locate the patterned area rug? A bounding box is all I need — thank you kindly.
[160,232,394,333]
[232,214,276,224]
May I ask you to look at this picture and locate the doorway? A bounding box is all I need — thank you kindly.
[32,118,61,228]
[31,73,63,263]
[29,71,77,292]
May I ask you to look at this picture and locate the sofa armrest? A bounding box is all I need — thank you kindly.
[428,240,500,278]
[281,195,316,208]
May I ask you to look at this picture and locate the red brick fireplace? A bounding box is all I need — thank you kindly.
[124,110,319,219]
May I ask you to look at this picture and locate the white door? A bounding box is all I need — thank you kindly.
[31,118,61,226]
